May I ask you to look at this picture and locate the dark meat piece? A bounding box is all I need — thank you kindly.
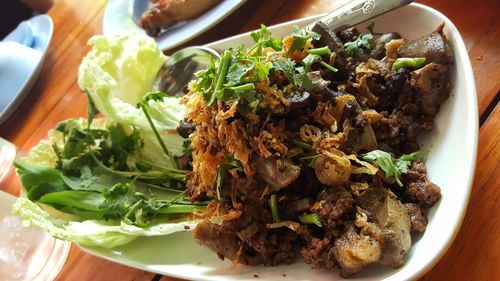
[355,187,412,268]
[404,161,441,208]
[404,203,428,234]
[376,69,410,112]
[370,33,401,59]
[301,235,338,270]
[193,219,263,265]
[222,202,299,265]
[288,91,310,111]
[312,22,348,80]
[311,187,353,227]
[140,0,221,37]
[341,114,377,154]
[254,155,300,190]
[337,27,359,43]
[334,224,382,277]
[397,23,453,64]
[374,113,434,154]
[299,188,353,270]
[177,119,195,138]
[411,62,451,117]
[287,198,313,215]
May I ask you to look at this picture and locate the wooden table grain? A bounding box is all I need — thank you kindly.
[0,0,498,280]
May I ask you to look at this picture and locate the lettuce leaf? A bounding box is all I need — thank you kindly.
[13,119,199,248]
[12,197,200,248]
[77,34,185,161]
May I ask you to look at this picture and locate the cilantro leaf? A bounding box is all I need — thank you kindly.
[289,26,321,54]
[302,54,321,72]
[361,150,421,187]
[226,59,255,86]
[344,33,373,57]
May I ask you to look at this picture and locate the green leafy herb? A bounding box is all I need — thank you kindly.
[344,33,373,57]
[392,57,427,71]
[272,58,314,91]
[361,150,422,187]
[298,213,323,227]
[268,194,280,223]
[15,160,200,227]
[289,26,321,54]
[250,24,283,51]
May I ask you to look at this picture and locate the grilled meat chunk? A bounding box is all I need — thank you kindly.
[140,0,221,37]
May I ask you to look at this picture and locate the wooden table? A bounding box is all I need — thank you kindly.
[1,0,498,280]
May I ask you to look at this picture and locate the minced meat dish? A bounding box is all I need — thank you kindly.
[179,22,451,277]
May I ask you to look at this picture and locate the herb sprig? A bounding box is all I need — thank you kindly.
[361,150,422,187]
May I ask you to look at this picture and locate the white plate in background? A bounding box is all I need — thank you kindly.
[0,15,53,125]
[103,0,247,51]
[82,3,478,280]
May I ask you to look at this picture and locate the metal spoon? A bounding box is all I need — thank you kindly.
[151,0,415,95]
[152,46,220,95]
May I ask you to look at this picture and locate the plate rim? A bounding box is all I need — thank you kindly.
[102,0,248,51]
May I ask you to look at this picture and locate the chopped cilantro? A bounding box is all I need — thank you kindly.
[361,150,422,187]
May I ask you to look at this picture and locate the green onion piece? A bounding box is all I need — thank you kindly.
[230,83,255,92]
[293,139,313,150]
[306,46,331,56]
[320,61,338,73]
[298,213,323,227]
[158,204,205,215]
[268,194,280,223]
[210,51,232,105]
[392,57,427,71]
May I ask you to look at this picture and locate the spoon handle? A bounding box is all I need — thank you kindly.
[303,0,415,32]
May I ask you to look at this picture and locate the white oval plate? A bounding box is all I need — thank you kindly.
[103,0,246,51]
[0,15,53,125]
[82,3,478,280]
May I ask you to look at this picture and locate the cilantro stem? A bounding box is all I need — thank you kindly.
[163,189,188,206]
[293,139,313,150]
[210,51,232,105]
[157,204,205,215]
[268,194,280,223]
[89,150,185,181]
[320,61,338,73]
[230,83,255,92]
[307,46,331,56]
[140,103,179,169]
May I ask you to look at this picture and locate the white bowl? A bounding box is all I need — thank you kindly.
[80,3,478,280]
